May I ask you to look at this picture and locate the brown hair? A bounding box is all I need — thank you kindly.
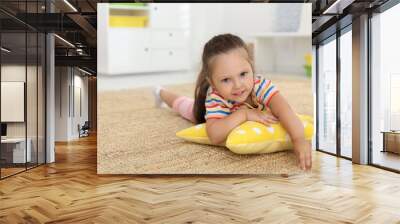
[193,33,254,124]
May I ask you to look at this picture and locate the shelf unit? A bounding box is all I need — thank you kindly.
[99,3,190,75]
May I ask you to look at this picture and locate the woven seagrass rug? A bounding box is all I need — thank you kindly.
[98,75,313,175]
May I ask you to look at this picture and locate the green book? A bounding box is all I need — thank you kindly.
[110,3,146,8]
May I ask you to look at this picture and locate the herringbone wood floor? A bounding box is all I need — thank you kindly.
[1,134,400,223]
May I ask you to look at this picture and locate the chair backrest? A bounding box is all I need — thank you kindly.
[82,121,90,129]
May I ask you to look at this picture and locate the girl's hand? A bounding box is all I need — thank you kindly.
[293,139,312,171]
[243,108,279,126]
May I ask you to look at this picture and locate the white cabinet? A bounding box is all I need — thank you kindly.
[103,3,191,75]
[150,49,188,71]
[108,29,151,74]
[149,30,189,49]
[149,4,190,29]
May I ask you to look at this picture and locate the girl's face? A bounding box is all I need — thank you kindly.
[209,48,254,103]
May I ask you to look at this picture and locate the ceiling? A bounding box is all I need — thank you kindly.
[0,0,99,74]
[310,0,390,43]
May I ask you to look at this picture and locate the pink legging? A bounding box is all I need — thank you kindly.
[172,96,196,123]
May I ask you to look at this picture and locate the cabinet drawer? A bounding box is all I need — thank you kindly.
[150,49,188,71]
[149,30,189,48]
[108,45,151,74]
[149,4,190,29]
[108,29,151,74]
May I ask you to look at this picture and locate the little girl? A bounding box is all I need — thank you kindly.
[154,34,311,170]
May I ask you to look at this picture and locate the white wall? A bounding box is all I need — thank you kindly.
[188,4,224,71]
[55,67,69,141]
[72,73,89,138]
[189,3,311,75]
[55,67,89,141]
[255,37,310,75]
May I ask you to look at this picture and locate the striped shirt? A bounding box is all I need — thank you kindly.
[204,75,279,120]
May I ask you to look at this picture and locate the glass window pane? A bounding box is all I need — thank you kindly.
[371,3,400,171]
[318,37,337,154]
[1,0,46,179]
[1,31,27,177]
[340,29,352,158]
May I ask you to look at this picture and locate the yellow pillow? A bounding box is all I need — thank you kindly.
[226,114,314,154]
[176,114,314,154]
[175,123,213,145]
